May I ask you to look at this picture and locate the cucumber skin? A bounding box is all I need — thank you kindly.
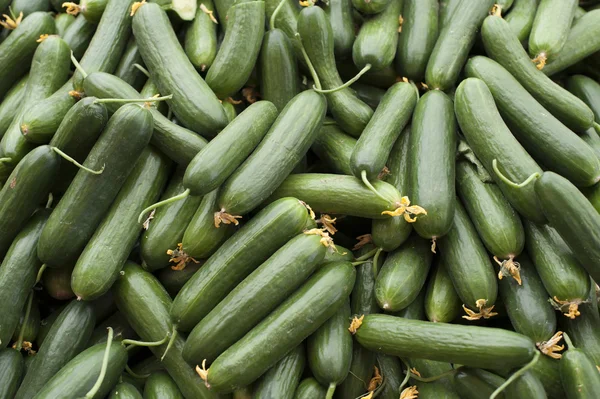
[109,382,143,399]
[530,355,564,399]
[0,74,27,138]
[185,0,217,71]
[355,314,536,369]
[205,262,356,393]
[352,0,389,14]
[11,0,51,15]
[560,348,600,399]
[453,368,502,399]
[424,259,461,323]
[0,349,23,399]
[88,311,137,346]
[409,90,456,239]
[311,122,356,176]
[528,0,577,60]
[377,355,405,399]
[171,197,312,332]
[323,0,354,58]
[504,371,547,399]
[408,358,459,399]
[114,38,146,91]
[62,14,97,59]
[505,0,538,43]
[157,263,202,297]
[253,345,305,399]
[567,75,600,122]
[562,284,600,366]
[294,378,327,399]
[12,300,40,343]
[143,372,184,399]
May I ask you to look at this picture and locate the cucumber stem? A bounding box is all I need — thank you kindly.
[84,327,114,399]
[295,33,322,91]
[593,122,600,135]
[124,364,151,379]
[122,333,169,349]
[138,188,190,224]
[133,63,150,78]
[406,367,460,382]
[14,292,34,352]
[325,382,336,399]
[399,359,412,393]
[52,147,104,175]
[46,193,54,209]
[351,260,369,266]
[361,170,393,203]
[563,332,575,349]
[94,94,173,104]
[36,264,47,284]
[490,351,541,399]
[372,247,382,278]
[0,157,11,164]
[270,0,286,30]
[71,51,88,78]
[354,247,378,262]
[492,159,541,189]
[161,326,178,361]
[313,64,372,94]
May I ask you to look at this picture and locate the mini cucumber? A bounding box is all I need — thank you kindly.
[530,355,564,399]
[323,0,354,58]
[560,337,600,399]
[294,378,327,399]
[114,38,146,91]
[394,285,426,320]
[157,262,203,297]
[375,235,433,312]
[528,0,577,64]
[355,314,536,369]
[133,2,227,136]
[352,0,389,14]
[37,104,153,267]
[352,83,386,109]
[253,345,305,399]
[396,0,439,82]
[171,197,313,332]
[265,0,299,44]
[202,261,356,393]
[335,341,375,399]
[10,0,51,15]
[562,285,600,366]
[12,299,40,343]
[67,0,108,24]
[311,121,356,176]
[0,349,23,399]
[503,371,547,399]
[584,182,600,214]
[185,0,217,72]
[338,62,399,89]
[144,372,184,399]
[425,259,461,323]
[409,90,456,240]
[453,368,503,399]
[184,233,327,365]
[566,75,600,122]
[0,74,27,138]
[62,14,96,59]
[504,0,539,43]
[377,355,404,399]
[438,0,461,30]
[109,382,142,399]
[88,311,137,346]
[425,0,494,90]
[408,358,459,399]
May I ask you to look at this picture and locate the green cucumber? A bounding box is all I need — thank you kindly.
[352,0,389,15]
[394,285,426,320]
[132,2,227,136]
[213,0,233,27]
[439,199,498,316]
[562,284,600,365]
[323,0,354,58]
[184,233,327,364]
[253,345,305,399]
[294,378,327,399]
[566,74,600,122]
[144,372,184,399]
[322,245,353,264]
[36,306,65,347]
[408,358,459,399]
[131,356,164,377]
[530,355,564,399]
[504,0,538,42]
[409,90,456,240]
[352,0,402,71]
[355,314,536,369]
[70,0,108,24]
[12,300,40,343]
[454,77,545,223]
[497,0,514,11]
[528,0,577,64]
[352,83,386,109]
[43,264,75,300]
[311,122,355,175]
[265,0,299,43]
[425,0,494,90]
[0,74,27,138]
[453,368,503,399]
[171,197,313,331]
[114,37,146,91]
[140,77,168,115]
[482,14,594,132]
[338,62,399,89]
[438,0,461,30]
[560,338,600,398]
[11,0,51,15]
[298,6,373,137]
[71,147,170,301]
[424,259,461,323]
[377,355,404,399]
[203,261,356,393]
[584,182,600,214]
[88,311,137,346]
[185,0,217,72]
[351,245,380,317]
[157,262,203,297]
[62,14,96,59]
[396,0,439,82]
[15,300,95,399]
[37,104,153,267]
[504,371,547,399]
[109,382,142,399]
[375,235,433,312]
[0,349,23,399]
[216,90,325,218]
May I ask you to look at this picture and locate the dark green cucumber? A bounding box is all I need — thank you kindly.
[131,356,164,377]
[425,0,494,90]
[504,371,547,399]
[438,0,461,30]
[171,197,313,331]
[562,285,600,366]
[352,0,402,71]
[88,311,137,346]
[217,90,325,217]
[259,29,299,112]
[352,83,386,109]
[0,147,58,258]
[12,299,40,343]
[322,245,353,264]
[375,235,432,312]
[0,74,27,138]
[409,90,456,240]
[355,314,535,369]
[140,77,168,115]
[185,0,217,72]
[530,355,564,399]
[184,233,327,365]
[114,37,146,91]
[297,6,373,137]
[71,148,170,300]
[184,101,277,196]
[72,0,135,91]
[15,300,95,399]
[524,221,590,319]
[33,341,128,399]
[351,0,389,14]
[62,14,96,59]
[109,382,142,399]
[439,199,498,315]
[311,121,356,175]
[528,0,577,63]
[505,0,538,42]
[204,261,356,393]
[425,259,461,323]
[377,355,404,399]
[350,81,417,180]
[323,0,354,57]
[213,0,234,27]
[0,11,55,98]
[408,358,459,399]
[133,2,227,136]
[11,0,51,15]
[482,14,594,132]
[113,262,219,399]
[584,182,600,214]
[453,368,503,399]
[253,345,305,399]
[73,0,109,24]
[294,378,327,399]
[396,0,438,82]
[335,340,374,399]
[567,75,600,122]
[351,245,381,318]
[144,372,184,399]
[338,62,399,89]
[265,0,299,43]
[37,104,153,267]
[560,340,600,398]
[0,349,23,399]
[157,262,203,297]
[394,288,426,320]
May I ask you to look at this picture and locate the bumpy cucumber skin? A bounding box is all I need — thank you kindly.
[0,349,23,399]
[323,0,354,58]
[185,0,217,71]
[505,0,539,43]
[0,74,27,138]
[528,0,577,60]
[311,122,356,176]
[560,347,600,399]
[567,75,600,122]
[424,259,461,323]
[294,378,327,399]
[143,372,184,399]
[253,345,305,399]
[351,0,390,14]
[62,14,97,59]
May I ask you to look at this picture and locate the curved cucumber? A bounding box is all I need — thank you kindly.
[311,122,356,176]
[424,259,461,323]
[143,372,184,399]
[560,343,600,399]
[253,345,305,399]
[505,0,539,43]
[528,0,577,62]
[185,0,217,72]
[0,349,23,399]
[323,0,354,58]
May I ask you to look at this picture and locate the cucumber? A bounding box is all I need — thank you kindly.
[455,78,545,223]
[528,0,577,64]
[311,122,355,176]
[11,0,51,15]
[69,0,108,24]
[42,264,75,300]
[88,311,137,346]
[504,371,547,399]
[144,372,184,399]
[396,0,439,82]
[109,382,142,399]
[265,0,299,43]
[297,6,373,137]
[584,182,600,214]
[350,82,417,180]
[216,90,325,219]
[114,37,146,91]
[355,314,536,369]
[439,199,498,317]
[352,0,389,15]
[338,62,399,89]
[377,355,404,399]
[113,262,219,399]
[15,300,95,399]
[409,90,456,240]
[375,235,432,312]
[424,259,461,323]
[71,148,170,301]
[132,2,227,136]
[562,285,600,366]
[453,368,503,399]
[185,0,217,72]
[140,78,168,115]
[408,358,459,399]
[352,83,386,109]
[504,0,539,42]
[202,261,355,393]
[425,0,494,90]
[213,0,234,27]
[62,14,96,59]
[352,0,402,71]
[157,262,203,297]
[438,0,461,30]
[0,74,27,138]
[560,338,600,399]
[131,356,164,377]
[566,74,600,122]
[0,349,23,399]
[323,245,353,264]
[395,288,426,320]
[183,233,327,365]
[171,197,313,332]
[524,221,590,319]
[294,378,327,399]
[482,14,594,132]
[530,355,564,399]
[12,300,40,343]
[323,0,354,58]
[253,345,305,399]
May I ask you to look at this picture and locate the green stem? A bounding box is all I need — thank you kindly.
[314,64,372,94]
[0,157,11,164]
[407,367,460,382]
[270,0,286,30]
[492,159,541,189]
[355,247,378,262]
[137,188,190,224]
[122,334,169,349]
[490,351,541,399]
[351,261,369,266]
[94,94,173,104]
[71,51,88,78]
[85,327,114,399]
[161,326,178,361]
[133,63,150,78]
[398,359,412,393]
[325,382,336,399]
[52,147,104,175]
[563,332,575,349]
[361,170,392,203]
[323,120,338,126]
[46,193,54,209]
[36,264,47,284]
[8,5,16,21]
[410,80,420,101]
[15,292,34,351]
[372,247,383,278]
[125,364,151,379]
[295,33,322,91]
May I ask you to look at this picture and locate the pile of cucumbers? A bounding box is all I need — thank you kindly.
[1,0,600,398]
